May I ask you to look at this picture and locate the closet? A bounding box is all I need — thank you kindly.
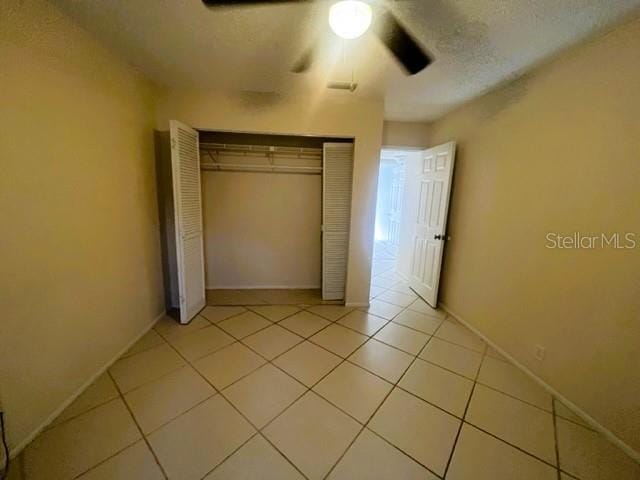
[156,121,355,323]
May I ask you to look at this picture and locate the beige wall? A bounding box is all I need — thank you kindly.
[202,171,321,288]
[0,0,163,453]
[430,17,640,453]
[156,90,384,305]
[382,121,431,148]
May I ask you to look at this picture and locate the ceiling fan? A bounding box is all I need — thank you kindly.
[201,0,432,75]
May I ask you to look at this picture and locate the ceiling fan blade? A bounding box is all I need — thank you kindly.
[291,45,315,73]
[372,7,432,75]
[202,0,310,7]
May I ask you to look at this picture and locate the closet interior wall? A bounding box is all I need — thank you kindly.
[199,131,349,290]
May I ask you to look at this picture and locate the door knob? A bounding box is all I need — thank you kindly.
[434,234,442,240]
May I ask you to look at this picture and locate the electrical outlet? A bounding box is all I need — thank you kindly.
[534,344,546,361]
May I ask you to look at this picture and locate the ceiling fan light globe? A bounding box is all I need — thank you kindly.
[329,0,372,40]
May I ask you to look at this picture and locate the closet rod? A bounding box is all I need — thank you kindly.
[200,163,321,175]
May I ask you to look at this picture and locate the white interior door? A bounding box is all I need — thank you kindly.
[322,143,354,301]
[170,120,206,323]
[409,142,456,307]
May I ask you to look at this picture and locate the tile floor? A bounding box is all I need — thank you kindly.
[7,244,640,479]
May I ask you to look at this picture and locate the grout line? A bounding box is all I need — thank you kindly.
[462,420,560,471]
[63,297,522,480]
[105,371,169,480]
[441,346,486,478]
[69,436,143,479]
[323,326,444,479]
[149,320,310,480]
[474,382,554,414]
[41,392,122,433]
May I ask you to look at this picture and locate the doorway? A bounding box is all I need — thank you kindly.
[372,143,457,308]
[373,150,408,277]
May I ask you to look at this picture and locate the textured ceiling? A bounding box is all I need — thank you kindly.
[54,0,640,121]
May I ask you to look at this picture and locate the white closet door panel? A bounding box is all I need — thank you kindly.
[322,143,354,301]
[170,120,206,323]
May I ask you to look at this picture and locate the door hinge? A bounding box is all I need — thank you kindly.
[171,138,177,149]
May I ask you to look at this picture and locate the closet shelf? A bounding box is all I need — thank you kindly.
[199,142,323,174]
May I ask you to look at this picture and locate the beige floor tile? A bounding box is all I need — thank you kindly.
[370,276,399,289]
[24,399,141,480]
[124,329,165,358]
[314,362,392,423]
[371,275,398,289]
[242,324,303,360]
[349,339,413,383]
[279,311,331,338]
[363,300,404,320]
[305,305,354,321]
[154,315,210,340]
[419,337,483,379]
[247,305,300,321]
[329,429,438,479]
[369,388,460,476]
[377,290,416,308]
[337,310,388,336]
[194,343,266,389]
[466,384,556,464]
[148,396,255,480]
[447,423,557,480]
[273,341,342,387]
[477,356,552,410]
[218,311,272,339]
[200,306,246,323]
[554,399,591,428]
[51,373,119,427]
[205,435,303,479]
[167,325,235,361]
[434,320,486,353]
[76,440,164,480]
[387,282,418,297]
[263,392,361,480]
[373,322,430,355]
[124,366,215,434]
[392,309,442,334]
[407,298,447,319]
[109,344,186,393]
[223,364,306,428]
[556,418,640,480]
[310,324,367,358]
[399,359,474,417]
[375,271,404,282]
[369,286,386,298]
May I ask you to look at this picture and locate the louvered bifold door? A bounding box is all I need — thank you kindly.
[170,120,206,323]
[322,143,354,301]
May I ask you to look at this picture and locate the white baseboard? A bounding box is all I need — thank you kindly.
[439,302,640,463]
[9,310,166,458]
[206,285,321,290]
